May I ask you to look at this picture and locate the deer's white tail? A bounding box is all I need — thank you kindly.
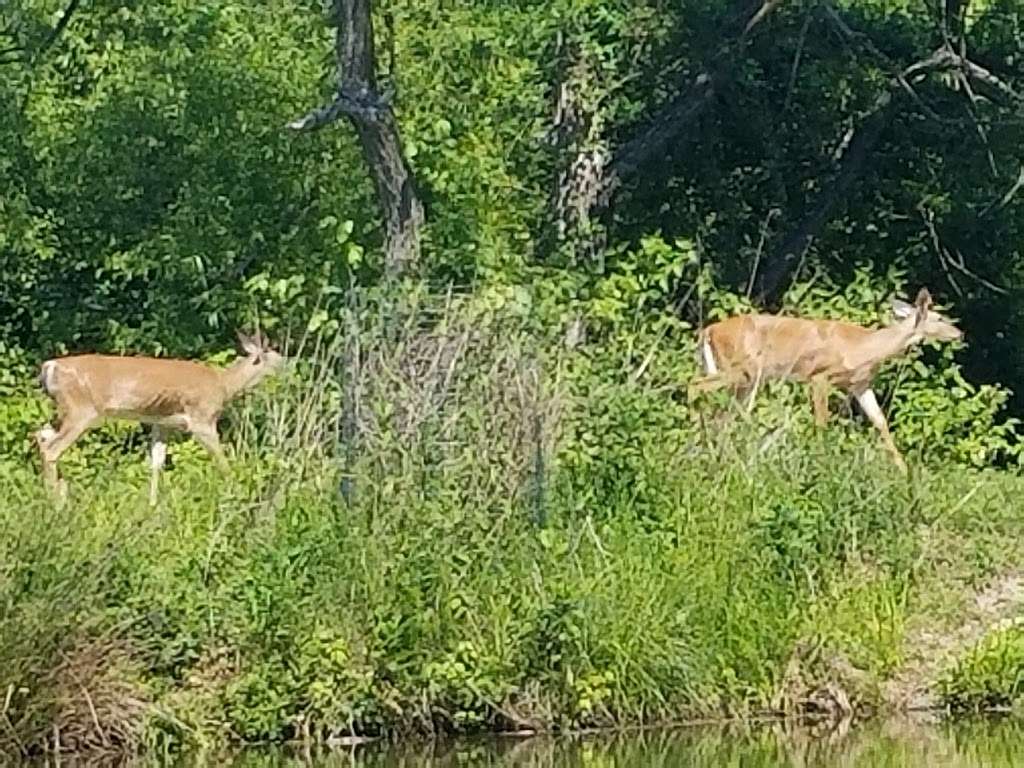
[697,331,718,375]
[39,360,58,395]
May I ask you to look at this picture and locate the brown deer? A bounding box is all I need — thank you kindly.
[689,288,963,471]
[36,331,285,504]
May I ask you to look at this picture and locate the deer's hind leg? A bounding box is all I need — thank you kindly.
[36,408,98,501]
[188,421,230,475]
[810,376,831,427]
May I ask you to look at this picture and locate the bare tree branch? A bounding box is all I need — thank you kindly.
[782,8,814,115]
[980,164,1024,218]
[920,203,1008,295]
[961,57,1023,104]
[743,0,784,37]
[288,0,424,277]
[591,0,785,212]
[753,46,960,303]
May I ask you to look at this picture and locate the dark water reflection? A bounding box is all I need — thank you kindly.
[216,716,1024,768]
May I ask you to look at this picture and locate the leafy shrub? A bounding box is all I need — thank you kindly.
[940,622,1024,712]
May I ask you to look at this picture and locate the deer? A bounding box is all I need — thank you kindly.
[688,287,963,472]
[35,331,285,505]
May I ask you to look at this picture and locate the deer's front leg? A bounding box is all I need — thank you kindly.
[36,412,96,502]
[810,377,831,427]
[189,423,230,474]
[853,386,907,473]
[149,426,168,507]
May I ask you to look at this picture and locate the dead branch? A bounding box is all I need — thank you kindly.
[752,24,971,303]
[288,0,424,277]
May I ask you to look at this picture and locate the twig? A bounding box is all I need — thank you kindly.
[743,0,784,38]
[944,247,1008,295]
[746,207,780,299]
[957,70,999,177]
[919,204,1008,296]
[782,8,814,115]
[34,0,81,62]
[979,164,1024,218]
[920,205,962,297]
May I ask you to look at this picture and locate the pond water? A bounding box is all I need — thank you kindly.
[218,716,1024,767]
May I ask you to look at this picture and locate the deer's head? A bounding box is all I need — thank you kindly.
[236,330,286,381]
[891,288,963,344]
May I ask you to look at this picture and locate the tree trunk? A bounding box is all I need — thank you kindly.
[289,0,424,278]
[547,34,610,265]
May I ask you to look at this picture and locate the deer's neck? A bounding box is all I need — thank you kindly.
[862,318,920,364]
[219,356,265,400]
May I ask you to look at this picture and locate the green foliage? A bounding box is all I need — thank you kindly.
[2,300,1024,753]
[941,623,1024,712]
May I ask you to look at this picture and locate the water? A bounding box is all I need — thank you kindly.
[220,716,1024,767]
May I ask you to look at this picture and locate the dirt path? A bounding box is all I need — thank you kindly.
[883,571,1024,710]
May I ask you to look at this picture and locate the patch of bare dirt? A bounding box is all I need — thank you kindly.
[883,570,1024,710]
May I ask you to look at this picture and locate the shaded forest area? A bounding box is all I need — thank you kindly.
[2,0,1022,410]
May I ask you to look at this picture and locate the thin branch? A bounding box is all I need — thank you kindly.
[34,0,80,62]
[979,164,1024,217]
[743,0,784,38]
[956,70,998,177]
[746,207,780,299]
[920,205,963,296]
[946,247,1009,295]
[920,203,1008,296]
[782,8,814,115]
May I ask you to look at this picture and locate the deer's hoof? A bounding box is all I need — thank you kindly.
[36,424,57,447]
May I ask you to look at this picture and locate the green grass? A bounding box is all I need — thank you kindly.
[2,304,1024,757]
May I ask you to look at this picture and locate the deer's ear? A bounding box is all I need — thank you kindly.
[915,287,933,310]
[891,298,915,319]
[236,330,258,354]
[913,287,933,327]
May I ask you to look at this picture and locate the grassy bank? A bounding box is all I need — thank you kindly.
[2,299,1024,757]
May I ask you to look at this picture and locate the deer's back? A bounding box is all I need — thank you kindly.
[703,314,873,380]
[42,355,225,419]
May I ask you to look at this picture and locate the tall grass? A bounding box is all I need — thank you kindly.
[1,293,1022,757]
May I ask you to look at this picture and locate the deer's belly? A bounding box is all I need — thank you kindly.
[102,409,190,430]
